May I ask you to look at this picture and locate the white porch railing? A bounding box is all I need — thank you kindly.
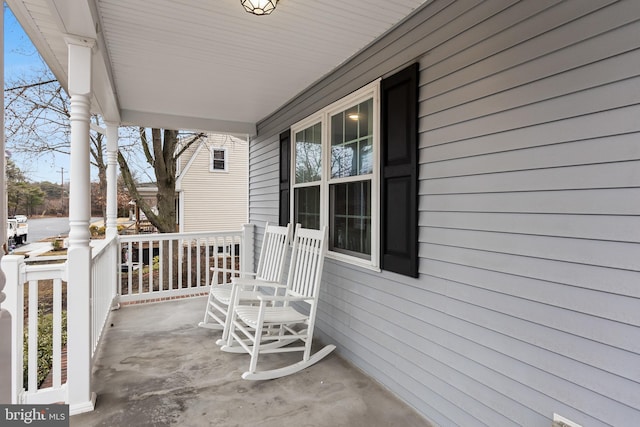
[3,224,254,407]
[90,235,120,355]
[118,227,253,304]
[2,254,68,404]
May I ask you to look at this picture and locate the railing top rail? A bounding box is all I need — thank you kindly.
[21,261,67,283]
[24,255,67,264]
[118,229,244,243]
[91,235,119,261]
[23,261,66,273]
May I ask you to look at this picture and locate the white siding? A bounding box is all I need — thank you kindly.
[250,1,640,426]
[181,135,248,232]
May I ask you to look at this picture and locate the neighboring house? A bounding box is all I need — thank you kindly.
[177,134,248,233]
[127,134,247,234]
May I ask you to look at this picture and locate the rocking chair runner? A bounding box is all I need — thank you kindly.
[198,222,292,338]
[221,225,335,380]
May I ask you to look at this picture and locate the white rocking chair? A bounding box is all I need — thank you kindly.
[198,222,292,339]
[221,225,335,380]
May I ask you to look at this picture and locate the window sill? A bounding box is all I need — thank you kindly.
[326,251,381,273]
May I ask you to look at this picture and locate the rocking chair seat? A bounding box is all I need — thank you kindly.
[209,284,233,303]
[202,283,266,330]
[210,279,284,305]
[235,305,308,327]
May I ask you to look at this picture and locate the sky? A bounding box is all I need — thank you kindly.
[4,4,73,184]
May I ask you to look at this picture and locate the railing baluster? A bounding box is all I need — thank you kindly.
[149,240,154,293]
[231,237,237,277]
[169,238,174,290]
[196,238,201,288]
[127,241,133,296]
[27,279,38,393]
[187,238,192,288]
[205,238,211,287]
[176,239,184,289]
[137,238,143,294]
[52,277,62,388]
[159,240,164,291]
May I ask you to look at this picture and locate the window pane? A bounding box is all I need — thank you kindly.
[344,106,358,141]
[331,143,356,178]
[294,186,320,230]
[212,149,226,170]
[360,98,372,138]
[331,98,374,178]
[330,181,371,257]
[295,122,322,183]
[331,112,343,146]
[359,137,373,175]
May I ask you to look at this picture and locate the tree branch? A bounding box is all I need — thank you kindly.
[5,79,57,92]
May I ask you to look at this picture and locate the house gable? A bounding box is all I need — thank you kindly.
[179,134,248,232]
[176,143,205,190]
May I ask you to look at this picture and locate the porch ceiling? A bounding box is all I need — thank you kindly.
[7,0,428,135]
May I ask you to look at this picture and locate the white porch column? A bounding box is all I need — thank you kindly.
[65,36,96,414]
[0,3,11,404]
[105,122,119,238]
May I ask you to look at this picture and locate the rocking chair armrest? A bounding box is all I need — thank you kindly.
[257,282,288,289]
[229,279,286,294]
[232,277,269,287]
[210,267,257,277]
[210,268,257,285]
[256,295,311,303]
[232,277,287,288]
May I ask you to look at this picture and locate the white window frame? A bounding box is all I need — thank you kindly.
[290,81,380,271]
[210,147,228,172]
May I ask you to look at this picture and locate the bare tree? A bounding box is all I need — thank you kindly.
[4,70,114,222]
[118,128,205,233]
[5,70,70,156]
[6,66,206,233]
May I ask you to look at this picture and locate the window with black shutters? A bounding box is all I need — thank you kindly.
[279,64,418,276]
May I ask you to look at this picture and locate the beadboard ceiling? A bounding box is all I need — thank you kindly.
[7,0,428,134]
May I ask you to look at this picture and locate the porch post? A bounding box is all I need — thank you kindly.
[0,3,11,404]
[105,122,119,238]
[65,36,97,414]
[242,224,255,276]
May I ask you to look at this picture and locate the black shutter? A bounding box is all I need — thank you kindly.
[278,129,291,226]
[380,63,419,277]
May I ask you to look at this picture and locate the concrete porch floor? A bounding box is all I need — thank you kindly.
[71,297,431,427]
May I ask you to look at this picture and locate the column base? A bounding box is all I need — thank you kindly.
[69,392,96,415]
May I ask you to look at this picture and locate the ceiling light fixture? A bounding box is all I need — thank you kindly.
[241,0,279,16]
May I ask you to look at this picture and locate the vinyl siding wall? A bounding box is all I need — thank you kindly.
[249,1,640,425]
[179,138,248,232]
